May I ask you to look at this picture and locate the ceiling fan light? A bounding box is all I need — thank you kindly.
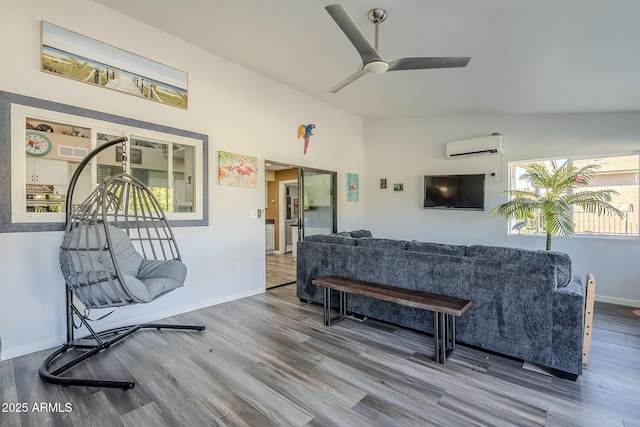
[364,60,388,74]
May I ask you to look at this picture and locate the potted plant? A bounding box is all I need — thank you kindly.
[491,162,624,250]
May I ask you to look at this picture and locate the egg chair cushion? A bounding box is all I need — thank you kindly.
[137,259,187,299]
[72,270,152,306]
[62,224,186,308]
[106,225,145,277]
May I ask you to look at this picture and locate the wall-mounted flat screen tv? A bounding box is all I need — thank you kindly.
[423,174,485,211]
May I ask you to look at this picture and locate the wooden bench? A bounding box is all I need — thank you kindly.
[312,276,472,364]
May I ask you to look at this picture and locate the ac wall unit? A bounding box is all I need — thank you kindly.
[446,135,503,159]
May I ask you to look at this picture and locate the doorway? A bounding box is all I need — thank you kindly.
[300,168,336,238]
[279,179,298,254]
[264,161,336,289]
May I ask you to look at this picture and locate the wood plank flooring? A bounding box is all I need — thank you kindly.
[1,285,639,427]
[265,253,296,289]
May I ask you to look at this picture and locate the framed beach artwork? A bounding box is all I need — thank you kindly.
[347,173,359,202]
[41,21,188,109]
[218,151,259,188]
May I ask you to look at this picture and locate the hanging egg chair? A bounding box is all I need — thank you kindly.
[40,137,204,389]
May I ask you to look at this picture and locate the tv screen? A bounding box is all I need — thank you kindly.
[423,174,485,211]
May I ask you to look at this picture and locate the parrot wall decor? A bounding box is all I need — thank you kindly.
[298,124,316,155]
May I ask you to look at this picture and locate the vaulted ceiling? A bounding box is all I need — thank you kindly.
[94,0,640,118]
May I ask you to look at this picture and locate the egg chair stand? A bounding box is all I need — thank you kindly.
[39,137,205,390]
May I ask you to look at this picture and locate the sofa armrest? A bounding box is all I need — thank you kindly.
[555,273,583,297]
[551,273,585,376]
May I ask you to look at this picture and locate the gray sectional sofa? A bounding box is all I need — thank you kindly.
[296,231,586,379]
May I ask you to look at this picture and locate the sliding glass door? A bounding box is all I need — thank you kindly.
[299,168,336,239]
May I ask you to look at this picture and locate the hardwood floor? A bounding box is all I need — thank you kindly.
[265,253,296,289]
[1,285,639,427]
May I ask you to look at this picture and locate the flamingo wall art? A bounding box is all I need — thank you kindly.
[218,150,259,188]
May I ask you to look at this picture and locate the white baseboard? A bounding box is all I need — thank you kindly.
[2,337,65,362]
[1,287,265,361]
[595,294,640,308]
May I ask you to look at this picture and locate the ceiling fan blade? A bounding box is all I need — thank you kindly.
[328,68,367,93]
[325,4,383,66]
[387,57,471,72]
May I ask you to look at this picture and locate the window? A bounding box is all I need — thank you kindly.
[1,92,208,232]
[508,155,639,237]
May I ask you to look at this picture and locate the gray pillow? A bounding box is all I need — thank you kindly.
[349,229,373,238]
[356,237,407,250]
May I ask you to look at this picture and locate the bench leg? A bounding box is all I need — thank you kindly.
[323,287,347,326]
[434,312,456,364]
[339,289,347,318]
[434,312,442,363]
[323,286,330,326]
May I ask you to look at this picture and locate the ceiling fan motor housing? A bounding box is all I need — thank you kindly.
[368,8,387,23]
[364,60,389,74]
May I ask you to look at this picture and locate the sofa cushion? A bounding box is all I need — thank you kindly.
[407,241,467,256]
[303,234,357,245]
[465,245,572,286]
[356,237,408,250]
[349,229,373,238]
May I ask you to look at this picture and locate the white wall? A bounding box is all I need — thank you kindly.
[364,113,640,307]
[0,0,365,359]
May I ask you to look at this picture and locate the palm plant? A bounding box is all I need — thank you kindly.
[491,162,624,250]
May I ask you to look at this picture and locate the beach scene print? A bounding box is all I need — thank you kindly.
[41,21,188,109]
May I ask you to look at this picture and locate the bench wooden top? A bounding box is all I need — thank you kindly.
[312,275,472,316]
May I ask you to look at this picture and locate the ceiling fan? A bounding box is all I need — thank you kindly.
[325,4,471,93]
